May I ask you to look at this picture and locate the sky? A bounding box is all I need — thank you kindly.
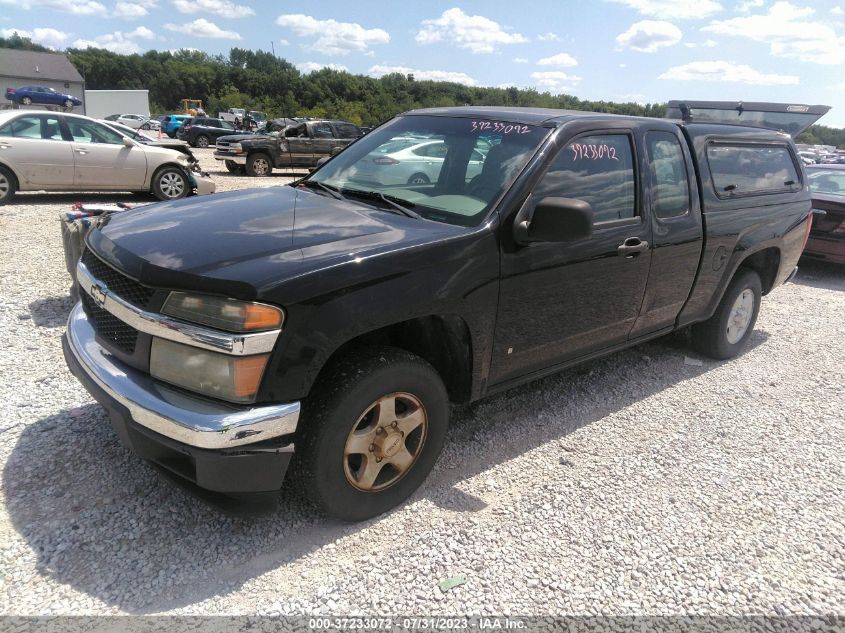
[2,0,845,128]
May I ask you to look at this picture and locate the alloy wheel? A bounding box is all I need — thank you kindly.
[343,392,428,492]
[159,172,186,198]
[726,288,754,344]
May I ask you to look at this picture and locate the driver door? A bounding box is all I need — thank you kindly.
[65,118,147,189]
[490,125,652,385]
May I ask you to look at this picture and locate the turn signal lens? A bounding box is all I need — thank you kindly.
[162,292,283,332]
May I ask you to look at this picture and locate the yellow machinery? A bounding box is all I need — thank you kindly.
[180,99,204,115]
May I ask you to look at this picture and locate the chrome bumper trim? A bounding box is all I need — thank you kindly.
[66,302,300,449]
[76,259,279,356]
[213,153,246,164]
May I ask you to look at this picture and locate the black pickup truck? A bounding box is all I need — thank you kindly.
[213,118,361,176]
[64,104,822,521]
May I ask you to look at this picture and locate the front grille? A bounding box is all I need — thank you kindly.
[81,293,139,354]
[81,250,155,308]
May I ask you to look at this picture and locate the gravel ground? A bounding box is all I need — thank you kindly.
[0,148,843,619]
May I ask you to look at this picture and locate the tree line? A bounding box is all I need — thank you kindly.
[0,32,841,146]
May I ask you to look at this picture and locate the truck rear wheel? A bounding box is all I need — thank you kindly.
[297,346,449,521]
[691,268,762,360]
[245,153,272,177]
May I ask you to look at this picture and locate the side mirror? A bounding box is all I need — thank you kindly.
[122,136,134,148]
[513,196,593,244]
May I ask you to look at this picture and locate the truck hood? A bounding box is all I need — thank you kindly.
[217,132,259,143]
[87,186,465,300]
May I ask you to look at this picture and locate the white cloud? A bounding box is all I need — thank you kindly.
[172,0,254,18]
[703,1,845,64]
[658,60,799,85]
[113,1,156,19]
[685,39,718,48]
[0,27,69,48]
[530,70,582,92]
[736,0,764,11]
[368,64,477,86]
[0,0,106,15]
[164,18,241,40]
[278,38,290,46]
[513,57,529,63]
[73,32,141,54]
[616,20,682,52]
[536,52,578,67]
[277,14,389,56]
[415,8,528,54]
[606,0,723,19]
[833,6,844,16]
[296,61,348,73]
[537,32,560,41]
[128,26,154,40]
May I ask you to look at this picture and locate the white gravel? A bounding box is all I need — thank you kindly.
[0,148,843,618]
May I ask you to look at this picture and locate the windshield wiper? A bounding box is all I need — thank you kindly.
[341,188,422,219]
[298,180,345,200]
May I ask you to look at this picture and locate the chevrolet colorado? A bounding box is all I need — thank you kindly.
[64,104,819,521]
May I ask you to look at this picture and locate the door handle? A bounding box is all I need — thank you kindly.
[617,237,649,257]
[75,148,89,155]
[0,143,10,149]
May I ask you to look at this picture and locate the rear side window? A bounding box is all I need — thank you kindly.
[312,122,334,138]
[707,143,800,197]
[0,115,63,140]
[534,133,637,224]
[333,123,359,139]
[646,131,690,218]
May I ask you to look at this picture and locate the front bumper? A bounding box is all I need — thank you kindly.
[63,302,300,494]
[192,171,216,195]
[213,152,246,165]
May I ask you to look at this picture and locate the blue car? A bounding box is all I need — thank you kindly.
[5,85,82,108]
[161,114,192,138]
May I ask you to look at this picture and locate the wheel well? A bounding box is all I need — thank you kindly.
[0,161,20,189]
[316,315,473,403]
[738,247,781,295]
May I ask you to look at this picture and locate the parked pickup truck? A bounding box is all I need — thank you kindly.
[64,104,821,521]
[213,118,361,176]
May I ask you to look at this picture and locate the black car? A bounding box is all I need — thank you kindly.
[176,117,237,148]
[804,165,845,264]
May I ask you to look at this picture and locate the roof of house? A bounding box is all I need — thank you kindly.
[0,48,84,83]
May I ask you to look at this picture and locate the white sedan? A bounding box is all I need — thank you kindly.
[350,139,486,186]
[115,114,149,129]
[0,111,214,204]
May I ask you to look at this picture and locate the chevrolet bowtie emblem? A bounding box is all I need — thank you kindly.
[90,284,107,308]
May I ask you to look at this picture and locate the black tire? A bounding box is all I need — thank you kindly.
[224,160,243,174]
[297,346,450,522]
[151,166,189,201]
[20,97,32,106]
[407,173,430,185]
[0,165,17,205]
[245,152,272,177]
[691,268,762,360]
[194,135,210,148]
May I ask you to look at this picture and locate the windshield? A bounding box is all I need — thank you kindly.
[807,168,845,198]
[305,114,550,227]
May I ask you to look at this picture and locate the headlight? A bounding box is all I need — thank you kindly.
[162,292,283,332]
[230,143,243,153]
[151,338,268,403]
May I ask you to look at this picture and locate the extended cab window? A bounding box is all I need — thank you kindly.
[708,143,800,197]
[312,123,334,138]
[646,131,690,219]
[535,134,636,224]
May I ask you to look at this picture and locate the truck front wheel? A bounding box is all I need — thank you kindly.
[691,268,762,360]
[297,347,449,521]
[245,153,272,177]
[224,160,243,174]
